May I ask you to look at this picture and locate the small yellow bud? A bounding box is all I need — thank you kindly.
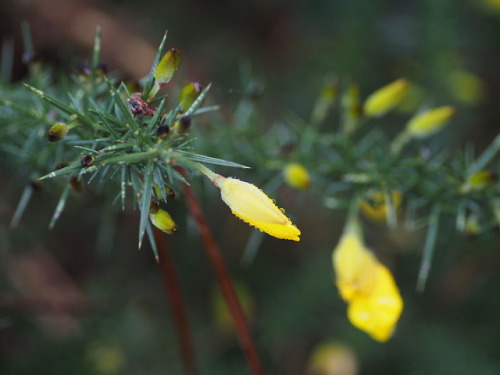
[406,106,455,138]
[179,82,202,112]
[464,214,481,237]
[360,191,402,222]
[48,123,68,142]
[173,115,192,134]
[154,48,181,86]
[86,341,124,375]
[311,80,338,124]
[447,70,485,106]
[364,79,409,117]
[307,342,359,375]
[216,176,301,241]
[461,170,497,193]
[283,163,311,190]
[149,208,178,235]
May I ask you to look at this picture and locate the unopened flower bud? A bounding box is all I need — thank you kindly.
[149,207,178,235]
[48,123,68,142]
[461,170,497,193]
[81,155,95,168]
[307,342,359,375]
[179,82,202,112]
[283,163,311,190]
[69,176,82,192]
[364,78,409,117]
[54,162,69,171]
[360,191,402,222]
[464,214,481,238]
[156,124,170,139]
[174,115,191,133]
[447,70,485,106]
[154,48,181,86]
[165,186,176,200]
[214,175,301,241]
[30,180,42,191]
[406,106,455,138]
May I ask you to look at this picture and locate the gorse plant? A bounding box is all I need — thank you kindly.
[1,25,499,374]
[4,28,299,255]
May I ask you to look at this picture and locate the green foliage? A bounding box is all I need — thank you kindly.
[0,9,499,375]
[1,29,237,254]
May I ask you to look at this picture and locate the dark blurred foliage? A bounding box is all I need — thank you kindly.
[1,0,499,374]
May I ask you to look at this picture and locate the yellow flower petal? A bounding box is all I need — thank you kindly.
[364,78,409,117]
[332,232,379,301]
[347,264,403,342]
[219,177,301,241]
[283,163,311,190]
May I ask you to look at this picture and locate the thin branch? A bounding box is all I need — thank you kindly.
[154,227,197,375]
[180,169,265,375]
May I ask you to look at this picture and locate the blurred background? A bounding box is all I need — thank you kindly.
[1,0,499,374]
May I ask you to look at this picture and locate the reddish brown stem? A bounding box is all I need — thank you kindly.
[181,173,265,375]
[154,228,197,375]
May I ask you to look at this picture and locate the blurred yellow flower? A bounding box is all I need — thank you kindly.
[364,78,409,117]
[307,341,359,375]
[461,170,497,193]
[406,106,455,138]
[347,264,403,342]
[447,70,485,106]
[332,232,379,301]
[332,220,403,341]
[217,176,301,241]
[360,191,402,222]
[283,163,311,190]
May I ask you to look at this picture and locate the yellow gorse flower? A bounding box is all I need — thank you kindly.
[406,106,455,138]
[283,163,311,191]
[215,175,301,241]
[364,78,409,117]
[332,233,379,301]
[332,220,403,342]
[347,263,403,342]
